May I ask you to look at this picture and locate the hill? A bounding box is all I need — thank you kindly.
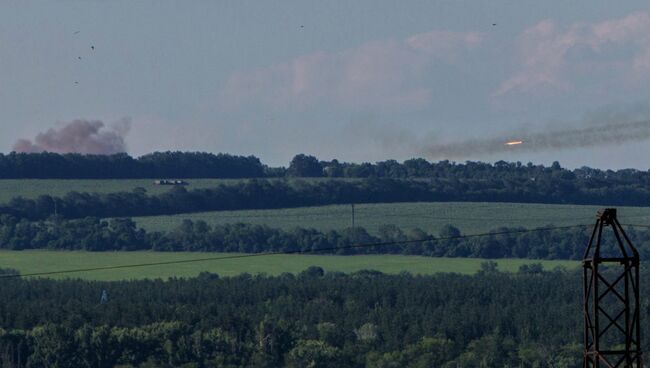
[0,250,578,281]
[132,201,650,234]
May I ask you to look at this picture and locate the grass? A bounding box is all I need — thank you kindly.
[133,201,650,235]
[0,178,355,202]
[4,178,650,235]
[0,179,249,202]
[0,250,579,281]
[0,179,641,282]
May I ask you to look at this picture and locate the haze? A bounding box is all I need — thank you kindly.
[2,1,650,169]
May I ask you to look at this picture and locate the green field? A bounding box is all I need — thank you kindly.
[4,178,650,236]
[0,250,578,281]
[0,178,360,202]
[0,178,247,202]
[133,201,650,235]
[0,179,644,282]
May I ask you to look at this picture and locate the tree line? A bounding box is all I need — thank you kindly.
[5,176,650,222]
[3,151,650,187]
[2,215,650,260]
[0,268,612,367]
[0,152,265,179]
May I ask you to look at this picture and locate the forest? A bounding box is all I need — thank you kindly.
[1,215,649,260]
[0,267,606,367]
[2,151,650,186]
[0,152,265,179]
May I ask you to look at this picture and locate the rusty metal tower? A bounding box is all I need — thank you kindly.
[584,208,642,367]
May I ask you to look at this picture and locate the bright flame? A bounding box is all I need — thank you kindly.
[505,140,524,146]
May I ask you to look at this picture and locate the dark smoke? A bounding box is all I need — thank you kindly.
[13,118,131,155]
[424,119,650,159]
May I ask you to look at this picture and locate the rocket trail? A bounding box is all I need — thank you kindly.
[424,119,650,159]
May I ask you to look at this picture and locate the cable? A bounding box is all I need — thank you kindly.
[351,212,596,222]
[130,201,649,222]
[0,223,589,279]
[620,223,650,229]
[619,214,650,220]
[143,210,349,220]
[134,205,601,223]
[132,203,650,224]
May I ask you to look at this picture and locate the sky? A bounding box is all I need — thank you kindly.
[2,1,650,169]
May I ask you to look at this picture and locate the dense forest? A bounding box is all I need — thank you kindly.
[2,151,650,186]
[0,267,608,367]
[1,215,649,260]
[0,152,266,179]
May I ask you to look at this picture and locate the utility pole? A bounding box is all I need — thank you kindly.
[583,208,641,367]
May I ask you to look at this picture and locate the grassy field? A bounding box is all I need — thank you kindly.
[133,201,650,235]
[0,178,248,202]
[0,178,360,202]
[0,250,578,281]
[4,178,650,235]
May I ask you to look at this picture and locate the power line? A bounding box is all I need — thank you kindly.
[132,206,598,223]
[130,203,650,223]
[352,212,597,222]
[141,211,349,221]
[147,212,591,223]
[0,223,589,279]
[620,223,650,229]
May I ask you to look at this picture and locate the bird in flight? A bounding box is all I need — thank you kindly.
[78,56,82,60]
[73,30,80,34]
[91,46,95,50]
[492,23,497,26]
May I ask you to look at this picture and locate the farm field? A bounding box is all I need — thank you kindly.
[0,179,238,201]
[133,201,650,235]
[0,178,356,202]
[5,178,650,236]
[0,250,578,281]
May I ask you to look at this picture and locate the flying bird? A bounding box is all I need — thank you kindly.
[77,56,82,60]
[91,45,94,50]
[73,30,80,34]
[492,23,497,26]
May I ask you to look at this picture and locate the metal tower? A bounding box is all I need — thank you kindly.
[583,208,642,367]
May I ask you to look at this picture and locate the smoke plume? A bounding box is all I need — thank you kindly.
[424,119,650,159]
[13,118,131,155]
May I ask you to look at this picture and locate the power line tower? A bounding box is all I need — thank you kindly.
[583,208,642,367]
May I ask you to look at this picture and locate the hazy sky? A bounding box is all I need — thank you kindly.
[2,1,650,168]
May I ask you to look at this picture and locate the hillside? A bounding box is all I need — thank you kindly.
[132,201,650,234]
[0,250,577,281]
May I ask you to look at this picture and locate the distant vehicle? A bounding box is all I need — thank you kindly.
[153,179,189,186]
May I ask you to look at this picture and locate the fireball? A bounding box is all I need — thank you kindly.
[505,140,524,146]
